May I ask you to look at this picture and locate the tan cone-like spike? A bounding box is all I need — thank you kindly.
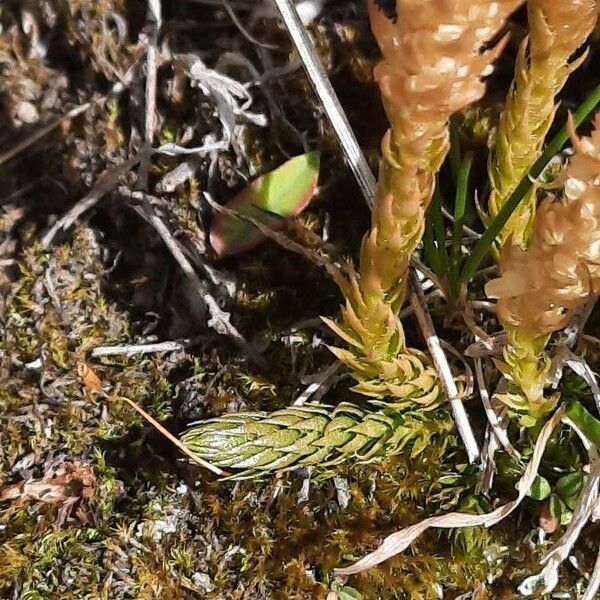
[486,113,600,420]
[486,0,599,250]
[328,0,523,404]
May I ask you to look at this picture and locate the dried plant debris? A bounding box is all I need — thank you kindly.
[2,1,600,599]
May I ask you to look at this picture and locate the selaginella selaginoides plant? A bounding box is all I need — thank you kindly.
[485,0,600,250]
[182,0,524,477]
[486,113,600,421]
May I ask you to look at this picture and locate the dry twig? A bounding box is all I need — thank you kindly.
[91,337,204,358]
[42,156,141,247]
[131,196,265,366]
[408,270,480,463]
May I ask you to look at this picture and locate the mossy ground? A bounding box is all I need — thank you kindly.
[1,2,600,598]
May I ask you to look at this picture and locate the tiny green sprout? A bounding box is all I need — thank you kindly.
[210,152,320,257]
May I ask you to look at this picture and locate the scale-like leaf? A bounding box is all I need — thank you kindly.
[210,152,320,257]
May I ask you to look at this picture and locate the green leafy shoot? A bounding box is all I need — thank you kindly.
[210,152,320,257]
[460,81,600,284]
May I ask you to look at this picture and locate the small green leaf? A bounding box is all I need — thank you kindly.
[548,494,570,524]
[210,152,320,257]
[565,400,600,450]
[527,475,551,501]
[556,472,585,501]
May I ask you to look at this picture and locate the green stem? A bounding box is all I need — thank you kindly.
[423,210,443,276]
[431,182,451,280]
[449,153,473,298]
[460,82,600,284]
[451,153,473,267]
[449,115,462,184]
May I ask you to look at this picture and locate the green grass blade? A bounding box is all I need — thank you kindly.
[431,182,451,280]
[449,115,462,184]
[460,82,600,284]
[565,400,600,450]
[451,152,473,268]
[423,210,443,276]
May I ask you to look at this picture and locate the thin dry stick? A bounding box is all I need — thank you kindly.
[272,0,478,460]
[221,0,278,49]
[583,546,600,600]
[114,391,225,476]
[474,357,518,458]
[271,0,376,208]
[139,0,162,189]
[78,362,224,475]
[203,191,343,278]
[476,424,500,496]
[409,269,480,462]
[293,361,343,406]
[0,103,90,167]
[42,155,141,247]
[132,199,265,366]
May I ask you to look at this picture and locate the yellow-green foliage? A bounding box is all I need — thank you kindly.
[182,403,455,478]
[0,229,504,599]
[486,114,600,421]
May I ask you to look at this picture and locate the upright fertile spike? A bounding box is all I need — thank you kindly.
[486,113,600,419]
[486,0,600,250]
[328,0,523,402]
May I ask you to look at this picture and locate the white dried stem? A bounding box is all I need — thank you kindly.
[582,546,600,600]
[409,269,480,463]
[474,357,519,458]
[91,337,203,358]
[271,0,376,208]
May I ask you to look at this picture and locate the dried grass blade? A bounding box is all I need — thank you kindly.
[334,407,564,575]
[271,0,376,208]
